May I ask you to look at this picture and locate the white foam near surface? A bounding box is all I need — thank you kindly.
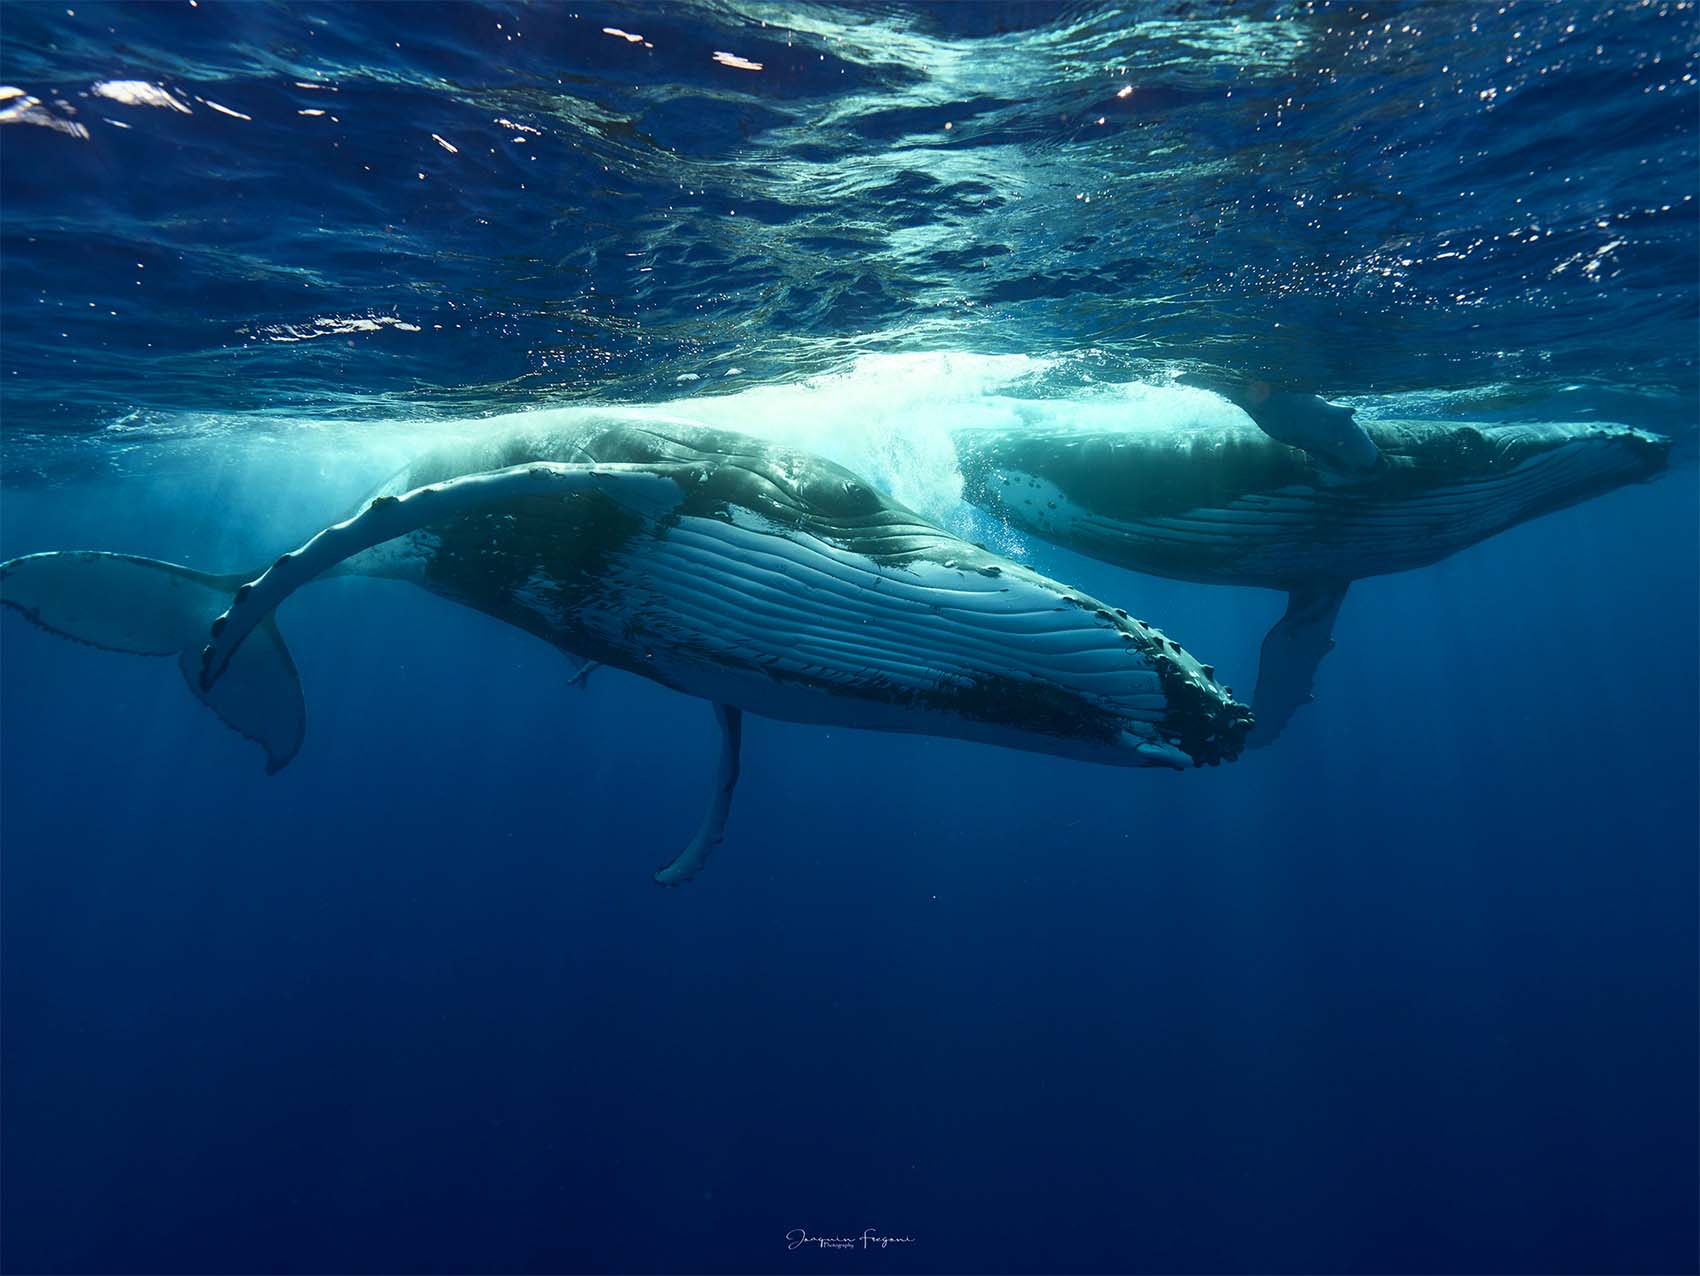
[135,351,1222,539]
[60,350,1661,565]
[89,80,192,112]
[657,354,1249,543]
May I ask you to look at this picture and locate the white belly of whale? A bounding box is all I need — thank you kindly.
[545,509,1177,758]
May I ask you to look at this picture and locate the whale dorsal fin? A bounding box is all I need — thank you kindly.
[1246,581,1350,748]
[653,703,743,886]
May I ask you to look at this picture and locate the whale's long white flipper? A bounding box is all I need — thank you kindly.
[1176,374,1381,471]
[654,703,743,886]
[199,462,691,690]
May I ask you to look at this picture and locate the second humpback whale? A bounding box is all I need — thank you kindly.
[1,416,1251,884]
[956,414,1670,745]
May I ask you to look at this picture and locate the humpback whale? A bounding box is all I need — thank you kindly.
[956,415,1670,746]
[2,417,1251,883]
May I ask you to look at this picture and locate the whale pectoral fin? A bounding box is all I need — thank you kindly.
[1253,394,1379,471]
[2,551,306,773]
[1177,373,1380,471]
[1246,581,1350,749]
[653,703,743,887]
[565,657,601,690]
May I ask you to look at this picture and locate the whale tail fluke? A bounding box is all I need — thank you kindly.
[0,551,305,772]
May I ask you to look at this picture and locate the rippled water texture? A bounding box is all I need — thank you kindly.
[1,0,1696,472]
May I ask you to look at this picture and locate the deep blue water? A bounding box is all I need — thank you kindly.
[2,3,1697,1273]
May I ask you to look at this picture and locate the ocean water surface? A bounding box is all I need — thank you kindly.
[1,2,1697,1273]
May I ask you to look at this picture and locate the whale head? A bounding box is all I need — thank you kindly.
[1370,419,1672,517]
